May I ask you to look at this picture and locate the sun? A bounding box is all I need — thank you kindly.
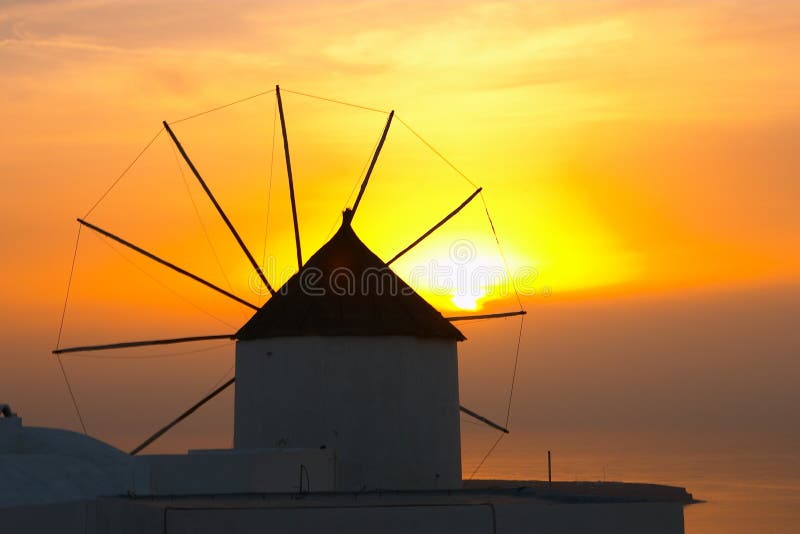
[451,293,481,311]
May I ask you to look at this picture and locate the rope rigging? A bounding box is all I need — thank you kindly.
[395,115,479,189]
[169,138,236,296]
[77,218,259,311]
[54,223,88,435]
[170,89,276,125]
[469,433,506,480]
[281,88,388,114]
[84,128,163,219]
[94,233,239,330]
[481,193,524,310]
[60,341,234,360]
[258,98,278,302]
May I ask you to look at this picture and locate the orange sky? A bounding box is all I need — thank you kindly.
[1,0,799,455]
[2,1,798,315]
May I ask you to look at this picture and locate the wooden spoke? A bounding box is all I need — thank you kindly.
[387,187,482,265]
[163,121,275,295]
[53,334,234,355]
[78,219,258,310]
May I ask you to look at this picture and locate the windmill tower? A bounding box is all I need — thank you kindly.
[235,208,465,490]
[53,85,523,493]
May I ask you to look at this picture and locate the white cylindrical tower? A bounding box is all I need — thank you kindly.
[234,211,465,491]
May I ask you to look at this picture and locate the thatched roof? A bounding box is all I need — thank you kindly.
[237,210,465,341]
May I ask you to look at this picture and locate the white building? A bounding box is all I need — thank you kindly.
[0,213,692,533]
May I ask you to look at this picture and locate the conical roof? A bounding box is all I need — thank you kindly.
[236,210,465,341]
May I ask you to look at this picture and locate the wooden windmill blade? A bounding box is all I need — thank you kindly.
[386,187,483,266]
[275,85,303,270]
[52,334,235,355]
[163,120,276,295]
[351,109,395,217]
[446,310,527,322]
[76,219,258,310]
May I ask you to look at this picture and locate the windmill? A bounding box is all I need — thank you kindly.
[52,86,526,490]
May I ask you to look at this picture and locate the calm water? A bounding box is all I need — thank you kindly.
[463,430,800,534]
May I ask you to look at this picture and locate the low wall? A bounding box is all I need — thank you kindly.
[94,496,685,534]
[0,492,685,534]
[138,448,336,495]
[0,500,97,534]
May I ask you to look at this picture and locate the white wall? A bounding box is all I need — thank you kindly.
[109,500,685,534]
[234,336,461,491]
[0,495,686,534]
[0,417,337,513]
[0,500,98,534]
[0,415,21,452]
[0,423,136,508]
[164,505,495,534]
[140,448,336,495]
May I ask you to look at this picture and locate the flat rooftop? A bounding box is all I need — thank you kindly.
[110,479,694,508]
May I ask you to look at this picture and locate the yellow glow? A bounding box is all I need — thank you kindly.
[451,293,481,311]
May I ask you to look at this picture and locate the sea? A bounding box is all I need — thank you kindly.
[462,429,800,534]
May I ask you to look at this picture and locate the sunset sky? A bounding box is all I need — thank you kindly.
[1,1,799,463]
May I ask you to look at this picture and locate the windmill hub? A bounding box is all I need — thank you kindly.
[341,207,355,226]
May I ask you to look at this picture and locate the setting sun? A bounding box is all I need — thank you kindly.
[451,292,482,311]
